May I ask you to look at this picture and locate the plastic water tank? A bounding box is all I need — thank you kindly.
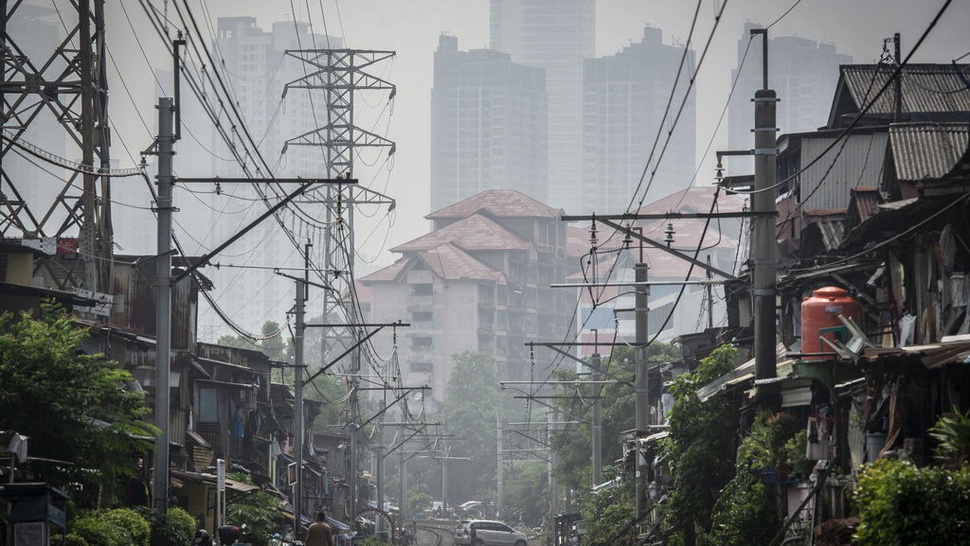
[801,286,860,360]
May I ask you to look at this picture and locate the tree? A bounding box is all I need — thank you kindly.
[660,344,740,546]
[0,302,158,507]
[442,352,500,504]
[550,342,681,493]
[218,320,291,363]
[226,473,286,546]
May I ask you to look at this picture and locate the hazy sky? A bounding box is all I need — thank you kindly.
[98,0,970,264]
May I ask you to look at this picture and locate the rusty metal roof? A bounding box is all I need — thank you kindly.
[427,189,562,220]
[889,122,970,182]
[839,64,970,118]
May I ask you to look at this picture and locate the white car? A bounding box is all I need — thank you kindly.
[454,520,528,546]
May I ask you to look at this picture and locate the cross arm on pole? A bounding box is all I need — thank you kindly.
[599,218,740,281]
[172,177,356,283]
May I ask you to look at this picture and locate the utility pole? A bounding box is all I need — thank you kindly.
[893,33,902,122]
[293,258,307,535]
[549,409,559,526]
[751,28,778,403]
[153,96,174,513]
[497,405,504,518]
[591,350,603,486]
[634,260,649,522]
[706,255,715,329]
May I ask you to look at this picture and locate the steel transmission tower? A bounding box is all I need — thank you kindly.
[282,49,396,358]
[0,0,113,292]
[283,50,396,520]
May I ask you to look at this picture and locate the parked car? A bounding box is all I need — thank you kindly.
[454,520,528,546]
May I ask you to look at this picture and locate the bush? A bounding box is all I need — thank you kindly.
[853,459,970,545]
[61,533,89,546]
[103,508,151,546]
[71,513,128,546]
[704,468,778,546]
[226,473,286,546]
[135,506,196,546]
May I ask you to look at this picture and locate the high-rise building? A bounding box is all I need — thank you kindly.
[583,26,696,213]
[430,35,548,212]
[728,22,852,172]
[192,17,343,341]
[359,190,571,408]
[489,0,594,214]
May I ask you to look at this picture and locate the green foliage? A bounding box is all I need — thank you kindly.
[356,538,388,546]
[218,320,291,363]
[0,302,158,507]
[551,343,680,493]
[103,508,152,546]
[661,344,740,545]
[226,473,286,546]
[61,534,89,546]
[704,465,778,546]
[70,508,151,546]
[853,459,970,546]
[781,430,812,480]
[501,462,548,525]
[135,506,196,546]
[580,467,635,545]
[737,412,800,469]
[442,352,500,503]
[929,406,970,468]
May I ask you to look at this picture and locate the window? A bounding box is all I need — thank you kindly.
[199,388,218,423]
[412,311,433,322]
[412,284,433,296]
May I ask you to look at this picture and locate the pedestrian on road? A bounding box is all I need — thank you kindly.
[305,510,334,546]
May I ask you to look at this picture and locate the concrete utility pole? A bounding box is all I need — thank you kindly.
[591,351,602,486]
[293,271,307,534]
[497,405,504,518]
[751,28,778,398]
[153,96,174,513]
[634,261,649,522]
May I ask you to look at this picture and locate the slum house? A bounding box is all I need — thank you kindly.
[9,248,312,529]
[693,61,970,535]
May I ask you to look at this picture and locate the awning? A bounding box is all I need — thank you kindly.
[696,344,792,402]
[196,356,259,374]
[859,338,970,369]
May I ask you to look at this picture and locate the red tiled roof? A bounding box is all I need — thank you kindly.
[392,214,531,253]
[634,185,746,216]
[416,243,504,281]
[358,258,408,283]
[427,189,562,220]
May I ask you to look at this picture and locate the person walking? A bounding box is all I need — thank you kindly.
[305,510,334,546]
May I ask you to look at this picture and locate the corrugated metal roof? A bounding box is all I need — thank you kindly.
[427,189,562,220]
[392,213,530,253]
[847,186,881,226]
[799,132,889,212]
[889,122,970,182]
[841,64,970,116]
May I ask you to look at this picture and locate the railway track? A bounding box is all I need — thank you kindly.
[415,520,456,546]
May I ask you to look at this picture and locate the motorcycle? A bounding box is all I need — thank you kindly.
[218,524,246,546]
[193,530,213,546]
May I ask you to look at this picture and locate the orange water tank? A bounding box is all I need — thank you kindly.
[801,287,861,360]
